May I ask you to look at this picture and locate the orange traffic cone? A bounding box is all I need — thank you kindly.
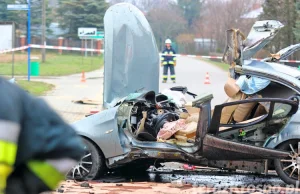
[204,72,211,84]
[81,71,86,83]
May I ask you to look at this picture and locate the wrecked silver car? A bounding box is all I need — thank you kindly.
[70,3,300,185]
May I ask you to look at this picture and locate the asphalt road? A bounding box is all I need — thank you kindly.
[159,57,228,107]
[36,57,227,123]
[35,70,104,122]
[54,170,297,194]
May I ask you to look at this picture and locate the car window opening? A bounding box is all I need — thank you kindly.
[217,80,297,147]
[123,79,297,149]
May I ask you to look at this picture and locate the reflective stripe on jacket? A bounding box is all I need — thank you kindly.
[27,158,77,190]
[161,48,177,65]
[0,120,20,192]
[0,120,20,166]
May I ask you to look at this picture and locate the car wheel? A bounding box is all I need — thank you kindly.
[68,138,106,181]
[274,139,300,185]
[118,163,150,176]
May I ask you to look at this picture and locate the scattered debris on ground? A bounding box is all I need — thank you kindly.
[80,182,91,188]
[72,98,101,105]
[56,188,64,193]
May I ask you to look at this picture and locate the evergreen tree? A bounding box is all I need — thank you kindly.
[293,1,300,42]
[177,0,202,28]
[30,0,53,36]
[260,0,298,51]
[57,0,109,38]
[0,0,27,29]
[0,0,53,37]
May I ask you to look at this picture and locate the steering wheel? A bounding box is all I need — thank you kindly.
[169,86,197,99]
[288,94,300,104]
[170,86,188,94]
[186,91,197,99]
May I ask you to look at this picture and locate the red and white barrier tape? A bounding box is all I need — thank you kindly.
[30,44,104,52]
[160,53,222,59]
[0,45,103,54]
[160,53,300,63]
[1,45,300,63]
[0,46,28,54]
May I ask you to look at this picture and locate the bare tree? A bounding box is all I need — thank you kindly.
[109,0,124,4]
[109,0,181,51]
[109,0,171,12]
[147,6,187,50]
[134,0,171,12]
[194,0,260,51]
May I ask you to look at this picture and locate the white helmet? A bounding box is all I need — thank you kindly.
[165,39,172,44]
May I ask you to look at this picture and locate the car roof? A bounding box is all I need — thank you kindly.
[244,60,300,78]
[242,60,300,91]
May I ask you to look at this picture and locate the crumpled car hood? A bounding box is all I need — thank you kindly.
[103,3,160,108]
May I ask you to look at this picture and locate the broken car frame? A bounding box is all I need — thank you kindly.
[70,4,300,185]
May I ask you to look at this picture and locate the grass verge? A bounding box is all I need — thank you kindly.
[0,53,104,76]
[17,80,55,96]
[201,59,229,71]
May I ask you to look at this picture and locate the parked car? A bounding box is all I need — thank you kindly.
[69,3,300,185]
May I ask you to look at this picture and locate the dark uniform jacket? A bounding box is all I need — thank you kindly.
[0,78,84,194]
[161,47,176,65]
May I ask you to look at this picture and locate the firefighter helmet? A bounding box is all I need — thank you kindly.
[165,39,172,44]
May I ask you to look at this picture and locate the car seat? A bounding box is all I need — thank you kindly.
[221,78,261,124]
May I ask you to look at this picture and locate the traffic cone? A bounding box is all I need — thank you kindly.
[81,71,86,83]
[204,72,211,84]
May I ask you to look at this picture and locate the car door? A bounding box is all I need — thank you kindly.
[274,43,300,61]
[202,97,298,160]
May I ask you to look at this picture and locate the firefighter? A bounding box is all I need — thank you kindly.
[0,77,84,194]
[161,39,177,83]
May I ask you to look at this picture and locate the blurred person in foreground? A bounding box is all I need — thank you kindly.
[0,77,84,194]
[161,39,177,83]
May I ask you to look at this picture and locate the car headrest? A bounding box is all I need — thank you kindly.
[224,78,240,98]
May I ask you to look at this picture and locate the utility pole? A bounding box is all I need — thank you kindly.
[42,0,46,62]
[27,0,31,81]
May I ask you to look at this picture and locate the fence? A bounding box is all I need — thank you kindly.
[0,41,104,77]
[1,41,300,78]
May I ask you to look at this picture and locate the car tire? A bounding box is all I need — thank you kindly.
[68,138,106,181]
[274,139,300,185]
